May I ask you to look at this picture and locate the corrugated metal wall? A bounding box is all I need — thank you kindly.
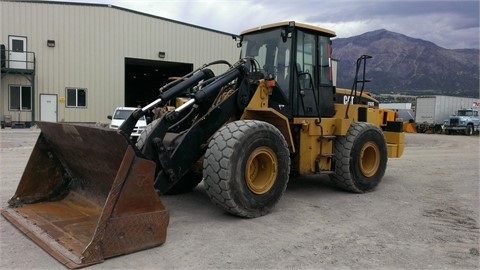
[1,1,240,123]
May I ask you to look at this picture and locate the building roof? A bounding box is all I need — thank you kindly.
[6,0,237,37]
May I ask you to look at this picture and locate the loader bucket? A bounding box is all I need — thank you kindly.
[1,122,169,268]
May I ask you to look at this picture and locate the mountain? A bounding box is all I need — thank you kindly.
[332,29,479,98]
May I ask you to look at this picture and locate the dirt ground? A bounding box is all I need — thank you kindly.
[0,127,479,270]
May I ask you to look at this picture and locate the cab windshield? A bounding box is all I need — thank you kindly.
[457,110,477,116]
[240,28,292,93]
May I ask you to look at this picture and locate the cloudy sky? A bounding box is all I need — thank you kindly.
[55,0,479,49]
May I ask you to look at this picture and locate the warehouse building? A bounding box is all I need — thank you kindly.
[0,0,240,127]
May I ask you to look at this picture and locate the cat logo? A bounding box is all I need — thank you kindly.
[343,95,354,104]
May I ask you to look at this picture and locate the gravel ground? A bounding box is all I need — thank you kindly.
[0,127,479,270]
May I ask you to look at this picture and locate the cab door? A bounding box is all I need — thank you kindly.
[293,30,335,118]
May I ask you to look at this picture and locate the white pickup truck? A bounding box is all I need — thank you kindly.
[107,107,148,140]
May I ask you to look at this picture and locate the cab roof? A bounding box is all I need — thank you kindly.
[241,21,336,37]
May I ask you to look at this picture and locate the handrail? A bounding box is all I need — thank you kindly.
[1,49,36,72]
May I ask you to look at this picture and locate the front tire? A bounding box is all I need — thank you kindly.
[466,124,473,136]
[203,120,290,218]
[329,122,388,193]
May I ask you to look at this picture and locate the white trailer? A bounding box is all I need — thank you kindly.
[414,95,480,133]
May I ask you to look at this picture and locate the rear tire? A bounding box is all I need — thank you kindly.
[136,119,202,194]
[329,122,388,193]
[203,120,290,218]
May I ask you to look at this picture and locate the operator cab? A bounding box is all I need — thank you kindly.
[239,21,336,118]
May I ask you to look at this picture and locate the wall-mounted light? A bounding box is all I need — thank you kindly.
[47,40,55,47]
[158,51,165,59]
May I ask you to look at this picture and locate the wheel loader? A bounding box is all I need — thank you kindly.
[1,21,404,268]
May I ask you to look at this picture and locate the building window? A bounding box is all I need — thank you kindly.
[66,88,87,107]
[9,85,31,110]
[12,39,24,52]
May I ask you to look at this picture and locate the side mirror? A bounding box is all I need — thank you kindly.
[107,115,112,120]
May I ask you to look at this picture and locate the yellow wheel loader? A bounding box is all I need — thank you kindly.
[2,21,404,268]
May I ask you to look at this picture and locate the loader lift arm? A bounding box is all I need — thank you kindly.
[117,63,218,138]
[134,59,271,194]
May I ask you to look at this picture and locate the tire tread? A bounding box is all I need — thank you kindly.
[203,120,290,218]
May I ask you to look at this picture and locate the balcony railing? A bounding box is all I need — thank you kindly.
[1,49,36,74]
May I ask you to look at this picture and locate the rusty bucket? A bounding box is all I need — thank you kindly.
[1,122,169,268]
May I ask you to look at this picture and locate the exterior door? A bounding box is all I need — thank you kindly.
[40,94,57,122]
[8,36,27,69]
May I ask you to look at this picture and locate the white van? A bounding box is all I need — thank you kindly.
[107,107,148,139]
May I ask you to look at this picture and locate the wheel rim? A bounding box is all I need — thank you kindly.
[359,142,380,178]
[245,146,277,194]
